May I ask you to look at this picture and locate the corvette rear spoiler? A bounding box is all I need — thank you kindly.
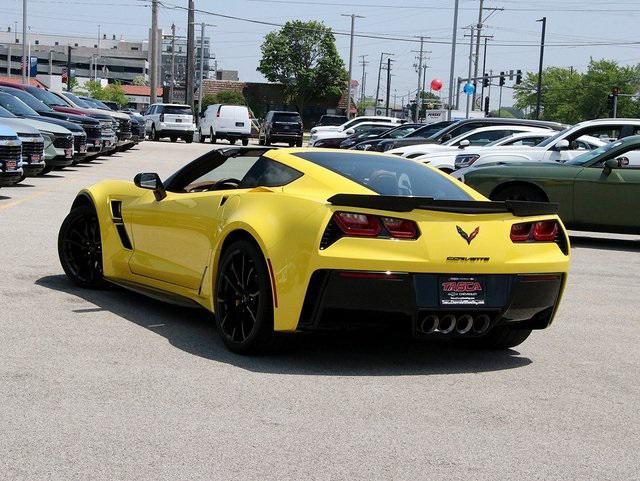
[327,194,558,217]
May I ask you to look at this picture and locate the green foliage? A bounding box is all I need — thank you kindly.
[201,90,246,113]
[514,59,640,123]
[79,80,128,107]
[257,20,348,113]
[489,107,523,118]
[132,75,149,86]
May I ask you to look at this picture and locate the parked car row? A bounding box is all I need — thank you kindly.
[0,80,144,188]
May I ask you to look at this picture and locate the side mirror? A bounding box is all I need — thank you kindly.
[134,172,166,201]
[555,139,570,151]
[345,128,355,135]
[441,133,452,142]
[458,139,471,149]
[603,158,619,176]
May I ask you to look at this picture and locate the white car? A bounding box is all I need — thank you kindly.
[309,115,402,136]
[450,118,640,170]
[198,104,251,146]
[309,121,398,146]
[413,130,557,172]
[386,125,550,159]
[143,103,196,143]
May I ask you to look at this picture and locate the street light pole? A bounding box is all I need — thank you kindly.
[198,22,206,115]
[149,0,158,104]
[415,36,424,122]
[535,17,547,119]
[375,52,392,116]
[21,0,27,84]
[169,23,176,103]
[342,14,364,119]
[186,0,195,107]
[446,0,460,120]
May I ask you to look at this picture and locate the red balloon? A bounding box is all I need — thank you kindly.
[430,79,443,91]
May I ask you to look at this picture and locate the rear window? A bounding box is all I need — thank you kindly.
[295,151,472,200]
[162,105,192,115]
[273,112,301,122]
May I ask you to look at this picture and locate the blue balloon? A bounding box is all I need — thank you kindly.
[463,83,475,95]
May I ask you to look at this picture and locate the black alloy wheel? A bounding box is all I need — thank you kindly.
[58,205,106,288]
[215,240,279,353]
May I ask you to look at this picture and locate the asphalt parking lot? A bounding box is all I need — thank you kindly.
[1,141,639,480]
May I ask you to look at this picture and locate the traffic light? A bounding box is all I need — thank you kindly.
[499,72,505,86]
[482,73,490,88]
[516,70,522,85]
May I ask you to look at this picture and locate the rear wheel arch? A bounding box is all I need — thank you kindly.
[490,182,549,202]
[71,192,96,211]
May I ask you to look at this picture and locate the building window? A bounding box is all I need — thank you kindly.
[74,43,78,47]
[94,44,98,48]
[15,39,19,43]
[55,41,59,46]
[35,40,39,45]
[131,47,139,50]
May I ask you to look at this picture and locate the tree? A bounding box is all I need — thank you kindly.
[201,90,246,113]
[258,20,347,113]
[132,75,149,86]
[514,59,640,123]
[78,80,128,107]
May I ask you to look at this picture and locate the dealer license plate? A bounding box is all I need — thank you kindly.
[5,160,17,170]
[440,276,485,306]
[31,154,42,163]
[235,122,244,127]
[175,118,182,123]
[104,140,111,147]
[65,148,73,159]
[79,145,87,153]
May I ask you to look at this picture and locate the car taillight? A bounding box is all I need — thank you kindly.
[381,217,418,239]
[334,212,381,237]
[510,220,559,242]
[332,211,419,240]
[455,154,480,169]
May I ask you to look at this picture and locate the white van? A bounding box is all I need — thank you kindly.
[199,104,251,145]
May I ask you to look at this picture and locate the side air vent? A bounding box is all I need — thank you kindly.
[110,200,122,220]
[116,224,133,250]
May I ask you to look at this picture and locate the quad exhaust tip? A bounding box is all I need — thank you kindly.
[418,313,492,335]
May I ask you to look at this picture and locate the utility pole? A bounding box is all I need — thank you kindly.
[197,22,211,115]
[21,0,27,84]
[150,0,158,104]
[48,49,53,75]
[385,57,393,116]
[358,55,368,107]
[8,44,12,77]
[186,0,195,107]
[480,37,488,107]
[375,52,393,116]
[535,17,547,119]
[471,0,484,110]
[66,45,72,91]
[415,36,425,122]
[465,26,475,119]
[169,23,176,103]
[96,24,100,80]
[341,14,364,119]
[446,0,460,120]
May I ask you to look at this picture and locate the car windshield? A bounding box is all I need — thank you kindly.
[273,113,300,122]
[536,130,568,148]
[0,105,17,118]
[2,89,53,112]
[0,93,39,116]
[30,88,69,107]
[65,93,91,108]
[295,151,472,199]
[565,140,625,165]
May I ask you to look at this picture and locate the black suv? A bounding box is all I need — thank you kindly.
[258,111,303,147]
[377,118,567,152]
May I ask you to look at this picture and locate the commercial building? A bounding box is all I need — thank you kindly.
[161,32,212,90]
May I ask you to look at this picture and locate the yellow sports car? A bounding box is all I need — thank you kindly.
[58,147,570,353]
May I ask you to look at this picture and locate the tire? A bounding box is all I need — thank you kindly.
[170,136,177,143]
[210,128,216,144]
[288,142,295,147]
[58,204,106,289]
[229,139,236,145]
[151,125,159,141]
[258,135,265,146]
[296,138,303,147]
[463,326,533,350]
[40,166,53,175]
[199,129,205,143]
[214,239,281,354]
[242,138,249,146]
[185,135,193,144]
[491,184,547,202]
[265,136,271,146]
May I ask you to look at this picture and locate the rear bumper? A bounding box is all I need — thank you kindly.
[270,133,303,142]
[157,123,196,133]
[216,131,250,139]
[298,270,565,336]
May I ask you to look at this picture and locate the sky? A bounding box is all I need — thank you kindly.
[5,0,640,111]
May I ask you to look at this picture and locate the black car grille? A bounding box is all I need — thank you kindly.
[22,140,44,158]
[83,126,102,139]
[0,144,21,164]
[53,134,73,149]
[118,118,132,133]
[74,134,87,152]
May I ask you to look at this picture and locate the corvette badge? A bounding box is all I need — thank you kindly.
[456,226,480,245]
